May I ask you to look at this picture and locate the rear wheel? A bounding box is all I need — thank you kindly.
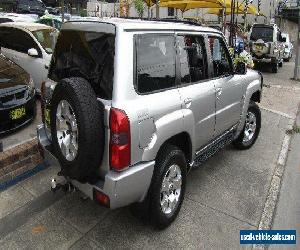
[271,62,278,73]
[131,144,187,229]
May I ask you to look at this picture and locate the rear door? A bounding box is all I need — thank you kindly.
[176,33,216,150]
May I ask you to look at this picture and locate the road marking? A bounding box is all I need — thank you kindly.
[259,106,295,119]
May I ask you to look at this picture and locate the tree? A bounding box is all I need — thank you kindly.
[134,0,145,18]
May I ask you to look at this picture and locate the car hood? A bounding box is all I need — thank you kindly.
[0,54,30,93]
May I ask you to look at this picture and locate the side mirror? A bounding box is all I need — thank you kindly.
[28,48,39,57]
[235,62,247,75]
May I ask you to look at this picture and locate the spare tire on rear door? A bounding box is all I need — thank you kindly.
[50,77,104,183]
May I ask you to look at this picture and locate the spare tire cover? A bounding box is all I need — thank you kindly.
[50,77,104,183]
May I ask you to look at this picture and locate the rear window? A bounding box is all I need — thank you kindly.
[135,34,176,94]
[250,26,274,42]
[49,30,115,99]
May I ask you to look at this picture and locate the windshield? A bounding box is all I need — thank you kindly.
[250,26,274,42]
[32,29,54,54]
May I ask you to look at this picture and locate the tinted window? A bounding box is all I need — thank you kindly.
[250,26,273,42]
[178,35,208,84]
[208,37,232,78]
[49,30,115,99]
[0,18,13,24]
[136,34,176,94]
[0,27,40,54]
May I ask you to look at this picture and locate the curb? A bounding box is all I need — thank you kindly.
[0,162,50,191]
[0,139,43,188]
[253,104,300,250]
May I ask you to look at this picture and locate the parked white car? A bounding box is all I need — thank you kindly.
[0,13,38,23]
[0,22,56,93]
[282,33,293,61]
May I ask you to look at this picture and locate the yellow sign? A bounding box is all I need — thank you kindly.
[45,108,51,125]
[10,107,26,120]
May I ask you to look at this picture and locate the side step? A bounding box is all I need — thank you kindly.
[192,129,235,168]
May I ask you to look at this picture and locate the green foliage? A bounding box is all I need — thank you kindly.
[80,8,87,17]
[134,0,145,18]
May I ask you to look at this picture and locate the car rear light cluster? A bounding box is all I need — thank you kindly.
[94,189,110,207]
[109,108,131,171]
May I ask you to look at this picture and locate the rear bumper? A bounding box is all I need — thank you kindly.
[37,124,155,209]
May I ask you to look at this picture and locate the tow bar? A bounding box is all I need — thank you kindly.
[50,176,75,193]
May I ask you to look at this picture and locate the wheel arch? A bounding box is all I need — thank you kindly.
[156,132,192,166]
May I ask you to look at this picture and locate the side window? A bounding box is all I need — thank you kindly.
[0,28,39,54]
[177,35,208,84]
[136,34,176,94]
[208,36,233,78]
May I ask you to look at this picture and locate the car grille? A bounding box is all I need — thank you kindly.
[0,89,27,106]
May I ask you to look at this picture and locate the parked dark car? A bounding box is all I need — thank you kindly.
[0,53,36,135]
[0,0,46,16]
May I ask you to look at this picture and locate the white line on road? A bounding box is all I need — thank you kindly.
[259,106,295,120]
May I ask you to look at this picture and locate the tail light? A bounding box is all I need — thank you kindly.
[109,108,131,171]
[94,189,110,207]
[41,81,46,124]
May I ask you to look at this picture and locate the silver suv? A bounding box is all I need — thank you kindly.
[37,18,263,228]
[249,23,285,73]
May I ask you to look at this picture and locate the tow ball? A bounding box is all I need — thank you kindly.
[51,178,75,193]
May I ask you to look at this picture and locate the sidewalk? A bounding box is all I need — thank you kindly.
[270,111,300,250]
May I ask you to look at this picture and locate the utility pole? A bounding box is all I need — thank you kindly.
[293,0,300,80]
[61,0,65,22]
[156,0,159,19]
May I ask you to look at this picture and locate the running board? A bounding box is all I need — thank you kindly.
[192,128,235,168]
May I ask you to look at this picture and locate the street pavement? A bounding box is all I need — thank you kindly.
[270,111,300,250]
[0,61,299,249]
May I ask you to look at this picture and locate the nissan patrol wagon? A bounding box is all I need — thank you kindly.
[37,18,263,228]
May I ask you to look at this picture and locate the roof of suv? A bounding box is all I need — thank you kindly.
[64,17,222,34]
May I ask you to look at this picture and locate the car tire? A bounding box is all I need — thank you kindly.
[233,101,261,150]
[131,144,187,229]
[271,62,278,73]
[50,77,104,183]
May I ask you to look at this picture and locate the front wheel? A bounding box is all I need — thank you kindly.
[233,101,261,150]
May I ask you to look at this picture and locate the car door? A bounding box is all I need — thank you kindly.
[176,33,216,150]
[0,27,47,91]
[207,35,244,137]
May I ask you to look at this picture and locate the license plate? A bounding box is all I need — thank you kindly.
[10,106,26,120]
[255,45,263,50]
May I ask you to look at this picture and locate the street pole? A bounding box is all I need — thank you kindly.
[293,0,300,80]
[61,0,65,23]
[156,0,159,19]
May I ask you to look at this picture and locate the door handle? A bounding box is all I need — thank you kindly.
[216,87,222,100]
[184,98,192,108]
